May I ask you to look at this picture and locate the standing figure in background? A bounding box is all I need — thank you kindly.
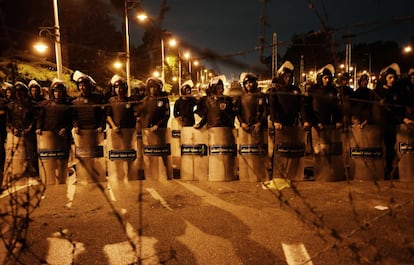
[174,81,198,127]
[402,68,414,125]
[372,64,406,179]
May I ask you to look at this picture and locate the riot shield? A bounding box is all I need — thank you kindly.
[72,129,106,184]
[142,128,172,180]
[237,128,267,182]
[37,131,69,185]
[273,126,306,180]
[208,127,237,181]
[180,126,208,181]
[349,125,384,181]
[106,128,139,182]
[396,124,414,182]
[312,126,345,181]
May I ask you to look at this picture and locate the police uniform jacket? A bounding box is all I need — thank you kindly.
[173,96,198,126]
[71,92,107,130]
[268,84,303,126]
[36,98,72,132]
[137,94,170,128]
[303,84,342,126]
[107,96,136,129]
[235,91,267,128]
[197,95,236,128]
[371,85,405,127]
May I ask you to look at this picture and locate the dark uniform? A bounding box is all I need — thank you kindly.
[303,67,342,128]
[174,84,198,127]
[107,77,136,130]
[6,82,37,176]
[352,74,374,126]
[236,73,267,132]
[372,64,406,179]
[337,73,354,127]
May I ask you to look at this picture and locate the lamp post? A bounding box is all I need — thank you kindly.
[124,0,132,95]
[33,0,63,79]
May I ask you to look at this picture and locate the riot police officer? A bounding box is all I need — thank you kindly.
[303,64,342,130]
[106,75,136,132]
[268,61,303,129]
[236,72,267,134]
[372,63,406,179]
[136,77,170,131]
[6,82,37,176]
[174,81,198,127]
[194,78,236,129]
[71,71,106,134]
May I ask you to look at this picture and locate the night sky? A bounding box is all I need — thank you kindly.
[115,0,414,79]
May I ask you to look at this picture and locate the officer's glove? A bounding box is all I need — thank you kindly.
[252,123,261,136]
[273,122,282,131]
[241,122,250,132]
[96,127,103,133]
[150,125,158,132]
[36,129,42,135]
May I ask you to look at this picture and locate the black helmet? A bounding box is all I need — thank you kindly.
[242,73,257,86]
[181,84,192,95]
[340,72,350,81]
[358,74,369,86]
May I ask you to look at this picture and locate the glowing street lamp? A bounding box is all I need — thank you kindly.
[33,0,63,80]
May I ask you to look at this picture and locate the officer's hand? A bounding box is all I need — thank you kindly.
[58,128,66,136]
[303,122,311,131]
[36,129,42,135]
[12,128,19,136]
[241,122,250,131]
[359,120,368,129]
[74,127,80,135]
[113,126,120,133]
[252,123,261,135]
[403,118,414,125]
[317,123,324,130]
[274,122,282,131]
[193,123,201,129]
[150,125,158,132]
[335,122,342,129]
[96,127,103,133]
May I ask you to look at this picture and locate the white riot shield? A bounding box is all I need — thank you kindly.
[349,125,385,181]
[37,131,69,185]
[396,124,414,182]
[237,128,267,182]
[72,129,106,184]
[106,128,139,182]
[142,128,172,180]
[312,126,345,181]
[169,118,182,177]
[273,126,306,180]
[3,132,27,186]
[180,126,208,181]
[208,127,237,181]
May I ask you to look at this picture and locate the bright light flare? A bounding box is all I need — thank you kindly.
[33,41,49,54]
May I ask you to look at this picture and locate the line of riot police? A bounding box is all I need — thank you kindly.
[1,62,413,188]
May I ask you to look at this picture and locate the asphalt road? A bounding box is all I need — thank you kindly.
[1,177,414,265]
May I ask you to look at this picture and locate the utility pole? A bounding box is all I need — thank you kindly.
[272,33,277,78]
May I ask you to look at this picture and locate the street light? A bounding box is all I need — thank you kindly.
[33,0,63,80]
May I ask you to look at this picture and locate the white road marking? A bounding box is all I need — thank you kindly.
[282,242,313,265]
[146,188,173,211]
